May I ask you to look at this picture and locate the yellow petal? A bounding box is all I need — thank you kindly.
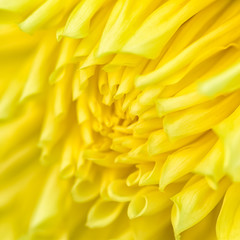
[171,178,229,238]
[128,188,171,219]
[216,183,240,240]
[164,91,240,139]
[86,199,124,228]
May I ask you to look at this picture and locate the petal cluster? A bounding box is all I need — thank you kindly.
[0,0,240,240]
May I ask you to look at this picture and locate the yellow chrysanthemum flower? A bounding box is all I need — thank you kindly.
[1,0,240,239]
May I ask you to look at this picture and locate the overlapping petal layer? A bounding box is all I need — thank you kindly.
[0,0,240,239]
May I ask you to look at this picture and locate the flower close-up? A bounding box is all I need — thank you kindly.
[1,0,240,239]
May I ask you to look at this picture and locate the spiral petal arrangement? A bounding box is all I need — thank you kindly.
[1,0,240,239]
